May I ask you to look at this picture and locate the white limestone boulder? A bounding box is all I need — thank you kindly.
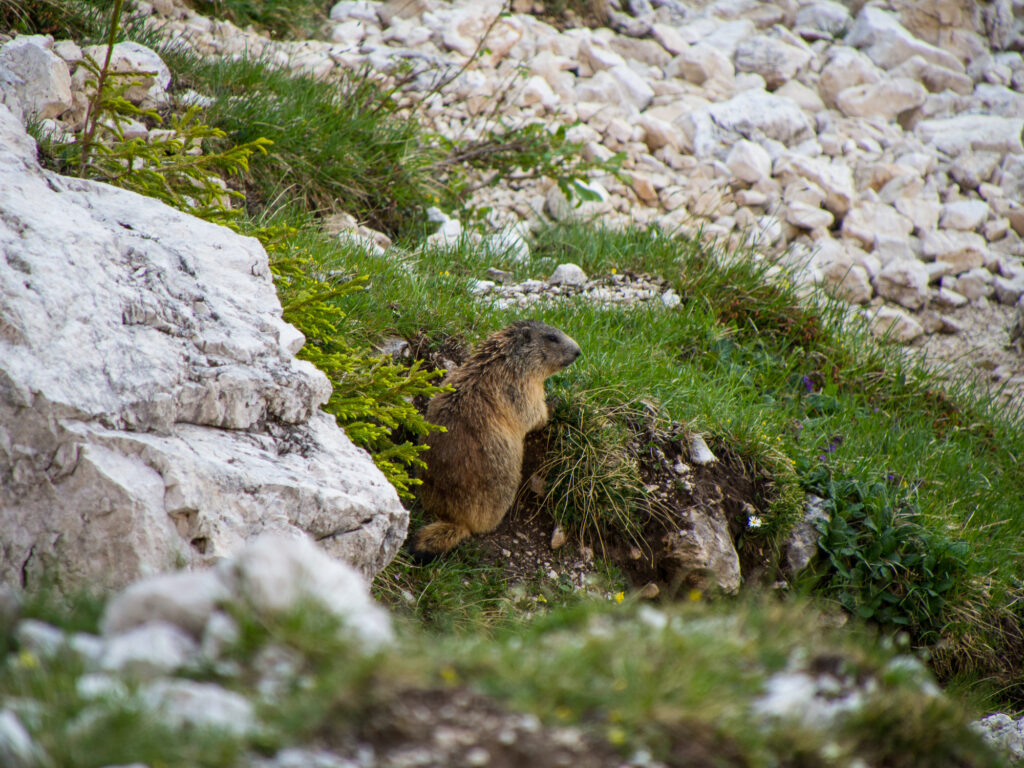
[733,35,812,89]
[0,35,73,120]
[915,115,1024,156]
[845,7,963,72]
[79,41,171,106]
[817,47,882,108]
[683,89,814,159]
[726,140,773,184]
[870,306,924,342]
[922,230,987,274]
[835,77,926,121]
[874,259,930,310]
[0,105,407,591]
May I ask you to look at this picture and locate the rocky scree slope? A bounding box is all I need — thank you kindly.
[77,0,1024,401]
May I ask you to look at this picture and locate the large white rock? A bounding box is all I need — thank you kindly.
[667,43,734,87]
[787,202,834,231]
[874,259,930,310]
[841,202,913,249]
[794,1,851,40]
[608,63,654,111]
[817,47,882,108]
[79,41,171,105]
[733,35,812,89]
[101,621,198,677]
[940,200,990,231]
[683,90,814,159]
[835,77,927,121]
[0,106,407,591]
[218,534,393,646]
[892,55,973,95]
[103,569,229,637]
[775,154,856,216]
[0,36,73,120]
[870,306,924,342]
[726,140,772,184]
[141,679,255,735]
[915,116,1024,156]
[922,230,987,274]
[845,7,963,72]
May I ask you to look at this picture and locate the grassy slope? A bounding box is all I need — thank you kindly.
[6,0,1024,755]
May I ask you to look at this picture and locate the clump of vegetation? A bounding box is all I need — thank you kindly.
[189,0,328,40]
[801,469,970,645]
[0,0,103,38]
[538,392,647,551]
[262,222,449,498]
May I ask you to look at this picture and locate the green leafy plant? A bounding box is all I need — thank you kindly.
[43,0,271,224]
[435,119,623,221]
[264,226,448,499]
[804,470,969,645]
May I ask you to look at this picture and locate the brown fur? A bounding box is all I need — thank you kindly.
[411,321,581,557]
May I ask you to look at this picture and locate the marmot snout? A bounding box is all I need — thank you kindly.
[411,321,581,557]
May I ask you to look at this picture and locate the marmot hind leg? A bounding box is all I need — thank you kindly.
[409,520,472,561]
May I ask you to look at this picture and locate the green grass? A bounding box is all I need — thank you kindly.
[2,592,1009,767]
[291,217,1024,702]
[189,0,329,39]
[12,0,1024,714]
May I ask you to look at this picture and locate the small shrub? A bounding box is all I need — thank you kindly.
[436,119,623,224]
[802,469,969,645]
[263,224,449,499]
[37,0,271,224]
[539,391,648,551]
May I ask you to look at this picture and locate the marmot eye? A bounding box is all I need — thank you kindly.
[544,333,558,342]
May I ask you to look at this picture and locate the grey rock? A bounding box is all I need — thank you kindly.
[786,494,828,575]
[733,35,812,89]
[940,200,990,232]
[684,90,814,159]
[548,263,588,286]
[102,568,229,638]
[79,41,171,106]
[217,533,394,648]
[846,6,963,72]
[101,621,198,677]
[0,105,406,591]
[875,260,929,310]
[14,619,65,657]
[993,275,1024,306]
[0,710,43,768]
[794,1,851,40]
[140,679,255,736]
[687,434,718,465]
[974,713,1024,762]
[916,115,1024,156]
[922,230,987,274]
[663,505,740,594]
[870,306,924,342]
[0,35,72,120]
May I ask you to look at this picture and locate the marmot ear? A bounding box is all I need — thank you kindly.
[521,326,533,343]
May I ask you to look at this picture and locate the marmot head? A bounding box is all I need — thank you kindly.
[499,320,581,378]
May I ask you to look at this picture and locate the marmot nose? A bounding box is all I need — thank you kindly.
[570,344,581,360]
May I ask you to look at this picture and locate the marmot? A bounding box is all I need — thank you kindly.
[411,321,581,557]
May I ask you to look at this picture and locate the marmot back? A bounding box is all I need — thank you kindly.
[411,321,581,557]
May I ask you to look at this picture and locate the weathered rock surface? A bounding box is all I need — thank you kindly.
[0,105,407,590]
